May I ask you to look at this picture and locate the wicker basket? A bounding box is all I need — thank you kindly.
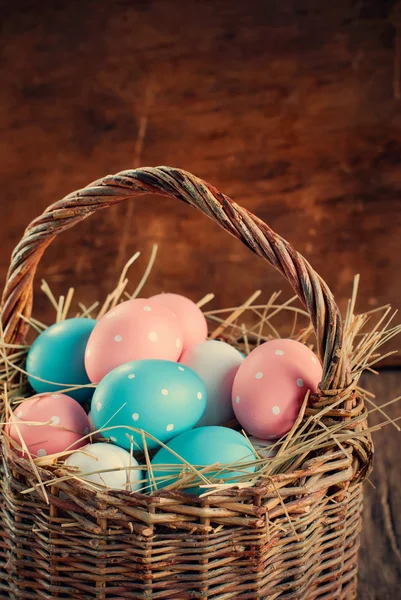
[0,167,373,600]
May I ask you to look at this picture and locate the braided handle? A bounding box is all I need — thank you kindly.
[0,166,350,392]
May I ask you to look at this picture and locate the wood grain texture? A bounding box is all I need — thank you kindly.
[358,369,401,599]
[0,0,400,363]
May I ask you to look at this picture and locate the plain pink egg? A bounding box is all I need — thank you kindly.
[232,339,323,440]
[150,293,208,352]
[85,298,183,382]
[6,393,89,458]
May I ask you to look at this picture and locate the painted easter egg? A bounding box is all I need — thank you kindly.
[91,359,207,451]
[26,318,96,403]
[232,339,323,440]
[150,293,208,352]
[6,393,89,458]
[65,442,143,491]
[85,299,183,382]
[151,426,257,494]
[180,340,244,426]
[109,444,145,492]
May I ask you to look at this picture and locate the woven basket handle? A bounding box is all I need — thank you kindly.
[1,166,350,392]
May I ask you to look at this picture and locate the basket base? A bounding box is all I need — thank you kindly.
[0,458,362,600]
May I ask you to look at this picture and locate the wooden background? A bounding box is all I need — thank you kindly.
[0,0,400,597]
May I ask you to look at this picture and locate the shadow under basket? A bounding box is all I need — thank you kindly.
[0,167,373,599]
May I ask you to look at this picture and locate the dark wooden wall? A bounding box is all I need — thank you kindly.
[1,0,400,363]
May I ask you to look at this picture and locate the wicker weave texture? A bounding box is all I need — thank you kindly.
[0,451,362,599]
[0,167,370,599]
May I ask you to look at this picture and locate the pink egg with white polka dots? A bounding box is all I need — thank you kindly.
[232,339,323,440]
[150,293,208,353]
[85,298,183,382]
[5,393,89,458]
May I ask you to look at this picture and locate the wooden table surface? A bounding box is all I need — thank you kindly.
[358,369,400,599]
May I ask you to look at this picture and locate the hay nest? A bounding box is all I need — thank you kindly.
[0,247,399,502]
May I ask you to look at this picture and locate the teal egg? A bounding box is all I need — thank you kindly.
[151,426,257,494]
[26,318,96,403]
[91,359,207,451]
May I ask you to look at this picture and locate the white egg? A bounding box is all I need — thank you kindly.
[65,442,143,491]
[180,340,244,426]
[106,443,144,492]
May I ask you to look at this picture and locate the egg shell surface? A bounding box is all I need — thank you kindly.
[108,443,144,492]
[85,299,183,382]
[150,293,208,352]
[151,426,257,495]
[232,339,323,439]
[26,318,96,403]
[180,340,244,426]
[65,442,143,491]
[91,359,207,451]
[6,393,89,458]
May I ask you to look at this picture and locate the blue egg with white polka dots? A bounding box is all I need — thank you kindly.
[26,318,96,404]
[151,426,257,495]
[91,359,207,451]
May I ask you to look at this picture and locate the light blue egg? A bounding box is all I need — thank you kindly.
[91,359,207,451]
[26,318,96,403]
[151,426,257,494]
